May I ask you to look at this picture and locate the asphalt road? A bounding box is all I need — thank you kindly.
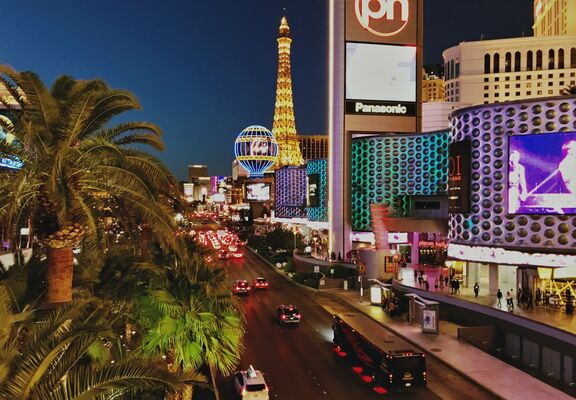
[215,250,498,400]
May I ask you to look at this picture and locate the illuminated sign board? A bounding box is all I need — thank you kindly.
[0,156,23,170]
[346,0,419,45]
[246,183,271,202]
[508,132,576,215]
[346,43,416,117]
[448,243,576,268]
[307,174,319,207]
[448,140,471,213]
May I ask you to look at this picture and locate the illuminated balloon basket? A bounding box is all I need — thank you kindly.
[234,125,278,177]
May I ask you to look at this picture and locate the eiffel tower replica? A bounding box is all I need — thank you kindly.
[272,15,304,169]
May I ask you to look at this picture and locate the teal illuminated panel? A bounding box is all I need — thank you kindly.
[306,159,328,222]
[352,132,449,231]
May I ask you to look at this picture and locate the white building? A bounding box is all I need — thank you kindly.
[422,102,469,132]
[443,35,576,105]
[533,0,576,37]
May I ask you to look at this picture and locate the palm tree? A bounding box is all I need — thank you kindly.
[561,85,576,95]
[0,66,180,305]
[0,285,206,399]
[137,253,245,400]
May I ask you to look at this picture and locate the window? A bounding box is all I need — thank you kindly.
[527,91,531,95]
[505,92,510,97]
[560,81,564,85]
[505,52,512,72]
[514,51,521,72]
[484,93,489,98]
[495,77,500,81]
[537,82,542,87]
[450,60,455,80]
[571,48,576,68]
[516,92,520,96]
[484,77,489,82]
[536,50,542,70]
[505,76,510,81]
[537,74,542,79]
[484,85,489,90]
[495,93,500,97]
[526,83,531,88]
[494,85,500,89]
[548,49,555,69]
[558,49,564,69]
[493,53,500,73]
[527,50,533,71]
[548,73,553,78]
[516,75,521,80]
[455,63,460,77]
[560,73,565,77]
[538,90,542,95]
[484,54,491,73]
[548,81,553,86]
[505,84,510,89]
[548,89,553,94]
[516,84,521,88]
[527,74,532,79]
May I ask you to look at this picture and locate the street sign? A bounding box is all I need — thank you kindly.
[314,265,320,273]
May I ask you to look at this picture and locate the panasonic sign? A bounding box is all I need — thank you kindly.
[346,100,415,116]
[355,102,407,114]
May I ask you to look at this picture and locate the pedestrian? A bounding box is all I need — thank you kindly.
[535,287,542,305]
[510,289,514,310]
[496,289,503,309]
[506,290,514,311]
[473,282,480,298]
[455,279,460,294]
[413,269,418,282]
[527,291,534,310]
[425,280,429,291]
[418,274,423,285]
[444,275,449,289]
[434,278,439,291]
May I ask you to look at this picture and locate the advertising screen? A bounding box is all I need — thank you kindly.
[346,43,416,103]
[508,132,576,215]
[246,183,271,202]
[307,174,319,207]
[448,140,471,213]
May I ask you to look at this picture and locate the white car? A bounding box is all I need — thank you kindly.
[233,365,269,399]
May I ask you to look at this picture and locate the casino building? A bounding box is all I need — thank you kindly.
[446,95,576,300]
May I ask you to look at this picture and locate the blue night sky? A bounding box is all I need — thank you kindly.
[0,0,532,179]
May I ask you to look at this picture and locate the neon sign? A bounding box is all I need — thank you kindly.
[354,0,409,37]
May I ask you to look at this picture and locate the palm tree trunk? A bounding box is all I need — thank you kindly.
[45,246,74,304]
[165,347,183,400]
[210,364,220,400]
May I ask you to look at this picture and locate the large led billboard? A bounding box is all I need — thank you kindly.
[245,183,271,202]
[508,132,576,215]
[346,43,416,104]
[448,140,471,213]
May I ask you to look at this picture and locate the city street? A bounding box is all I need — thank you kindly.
[215,250,497,399]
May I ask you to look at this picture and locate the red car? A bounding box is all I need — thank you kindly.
[252,277,269,290]
[233,280,251,295]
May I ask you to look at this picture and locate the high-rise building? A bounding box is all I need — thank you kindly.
[422,72,445,102]
[443,36,576,105]
[188,164,208,181]
[299,135,328,160]
[271,16,304,168]
[533,0,576,37]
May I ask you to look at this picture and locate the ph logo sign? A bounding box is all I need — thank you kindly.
[355,0,409,37]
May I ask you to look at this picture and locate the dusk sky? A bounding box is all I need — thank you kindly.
[0,0,533,179]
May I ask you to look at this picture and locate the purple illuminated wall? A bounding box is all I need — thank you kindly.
[274,167,307,219]
[449,96,576,251]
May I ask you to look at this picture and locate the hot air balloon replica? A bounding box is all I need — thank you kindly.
[234,125,278,177]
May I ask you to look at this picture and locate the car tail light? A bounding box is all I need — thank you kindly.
[423,371,427,380]
[281,314,286,320]
[296,314,301,319]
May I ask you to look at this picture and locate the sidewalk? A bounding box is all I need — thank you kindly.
[316,287,573,400]
[398,265,575,334]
